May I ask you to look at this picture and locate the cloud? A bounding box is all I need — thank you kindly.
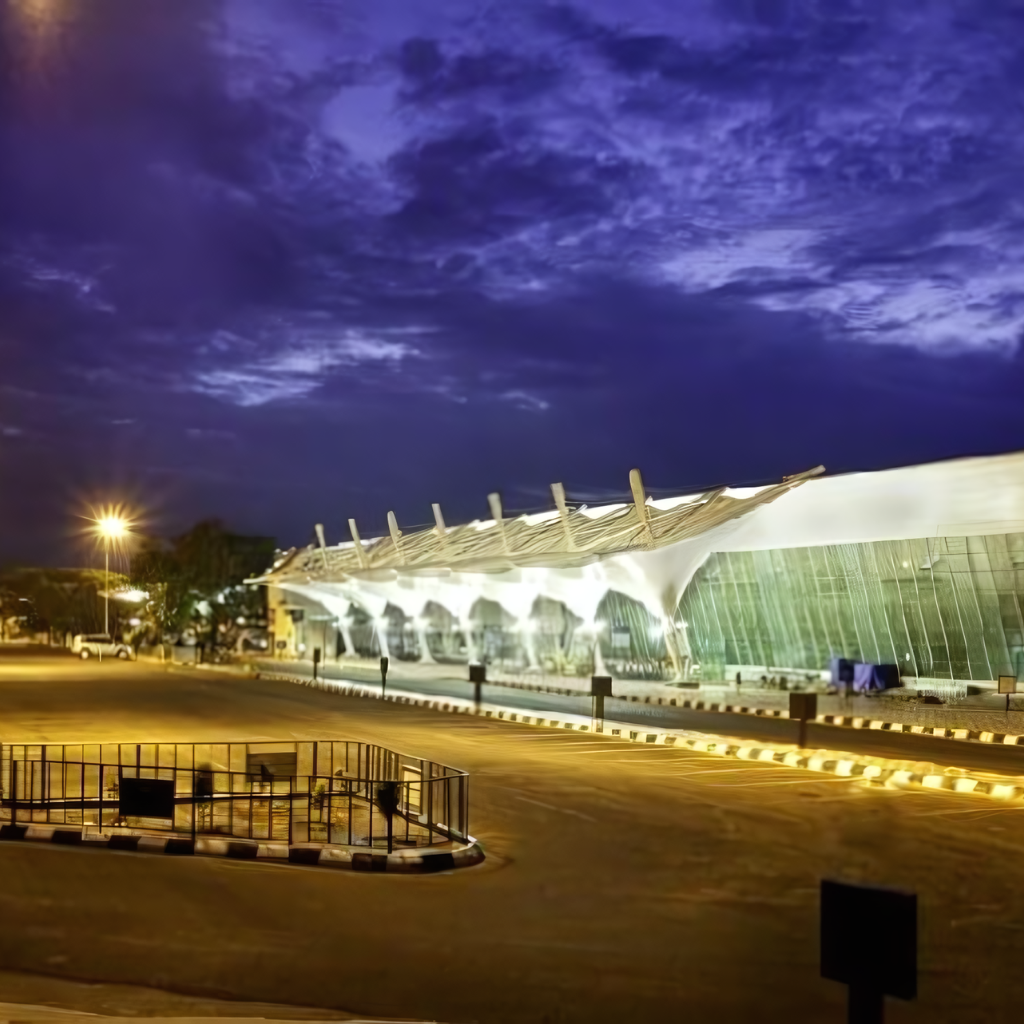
[190,329,420,406]
[6,0,1024,569]
[499,389,551,412]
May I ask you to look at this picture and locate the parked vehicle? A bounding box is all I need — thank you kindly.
[71,634,133,660]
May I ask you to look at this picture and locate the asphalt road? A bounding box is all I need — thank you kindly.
[262,658,1024,776]
[1,648,1023,1023]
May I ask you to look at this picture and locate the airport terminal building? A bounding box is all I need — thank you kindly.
[257,451,1024,700]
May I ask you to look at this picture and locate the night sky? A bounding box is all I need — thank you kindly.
[4,0,1024,566]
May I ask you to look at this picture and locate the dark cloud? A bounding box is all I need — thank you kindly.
[3,0,1024,564]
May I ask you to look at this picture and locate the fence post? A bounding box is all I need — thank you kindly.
[426,764,434,844]
[462,776,469,839]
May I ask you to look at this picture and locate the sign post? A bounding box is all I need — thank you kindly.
[312,646,321,683]
[821,879,917,1024]
[789,691,818,749]
[591,675,612,727]
[380,656,389,696]
[998,674,1017,713]
[469,663,486,705]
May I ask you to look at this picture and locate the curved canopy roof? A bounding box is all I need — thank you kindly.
[257,464,826,587]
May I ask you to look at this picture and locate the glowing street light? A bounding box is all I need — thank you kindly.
[96,516,128,541]
[91,510,133,639]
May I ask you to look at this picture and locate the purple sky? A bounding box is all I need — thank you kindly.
[3,0,1024,565]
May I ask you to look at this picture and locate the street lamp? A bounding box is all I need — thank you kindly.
[94,513,130,637]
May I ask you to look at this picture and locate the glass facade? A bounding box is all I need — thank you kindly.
[679,533,1024,692]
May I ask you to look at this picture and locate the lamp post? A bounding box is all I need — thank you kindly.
[94,514,130,638]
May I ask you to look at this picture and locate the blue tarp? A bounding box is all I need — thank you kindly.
[830,657,856,686]
[833,659,901,692]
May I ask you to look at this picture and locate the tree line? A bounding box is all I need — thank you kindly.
[1,520,275,655]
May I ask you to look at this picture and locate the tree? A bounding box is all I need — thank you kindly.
[130,519,275,653]
[0,567,129,642]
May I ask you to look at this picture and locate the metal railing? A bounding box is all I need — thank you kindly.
[0,740,469,853]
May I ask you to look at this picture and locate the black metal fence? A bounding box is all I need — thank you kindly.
[0,740,469,853]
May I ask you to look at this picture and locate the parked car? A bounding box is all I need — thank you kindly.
[71,634,133,660]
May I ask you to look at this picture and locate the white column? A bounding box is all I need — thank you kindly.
[521,620,541,671]
[374,616,391,660]
[338,615,356,658]
[416,611,437,664]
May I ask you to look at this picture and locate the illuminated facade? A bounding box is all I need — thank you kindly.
[258,452,1024,697]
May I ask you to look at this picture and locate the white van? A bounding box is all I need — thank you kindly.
[71,634,133,660]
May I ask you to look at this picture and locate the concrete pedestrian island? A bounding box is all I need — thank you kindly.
[0,739,482,873]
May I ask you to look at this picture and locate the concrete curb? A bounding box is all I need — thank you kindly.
[812,712,1023,747]
[0,823,484,874]
[259,671,1024,806]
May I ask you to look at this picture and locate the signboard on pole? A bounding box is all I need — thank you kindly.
[119,776,175,820]
[821,879,917,1018]
[999,674,1017,712]
[789,692,817,748]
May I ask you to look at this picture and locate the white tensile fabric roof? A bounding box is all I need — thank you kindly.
[255,451,1024,671]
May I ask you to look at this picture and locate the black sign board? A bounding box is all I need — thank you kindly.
[591,675,612,697]
[790,692,818,747]
[469,663,486,684]
[247,752,297,778]
[789,692,818,721]
[821,879,917,1001]
[313,647,321,664]
[119,776,175,820]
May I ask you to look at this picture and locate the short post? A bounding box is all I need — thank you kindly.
[470,663,486,705]
[380,656,389,696]
[821,879,917,1024]
[591,675,612,728]
[312,646,321,683]
[998,674,1017,714]
[789,691,817,749]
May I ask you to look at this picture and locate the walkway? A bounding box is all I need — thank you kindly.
[254,658,1024,777]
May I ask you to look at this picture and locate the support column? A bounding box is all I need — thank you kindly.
[460,616,479,664]
[338,615,356,658]
[416,618,437,664]
[374,616,391,660]
[521,621,541,671]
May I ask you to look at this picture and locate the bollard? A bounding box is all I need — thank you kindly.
[470,663,486,705]
[821,879,916,1024]
[591,675,612,725]
[380,656,389,696]
[789,691,817,749]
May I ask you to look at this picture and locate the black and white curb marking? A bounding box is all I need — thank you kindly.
[0,823,484,873]
[487,682,1024,748]
[258,671,1024,805]
[813,713,1024,747]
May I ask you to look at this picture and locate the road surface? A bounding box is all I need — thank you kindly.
[0,648,1022,1023]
